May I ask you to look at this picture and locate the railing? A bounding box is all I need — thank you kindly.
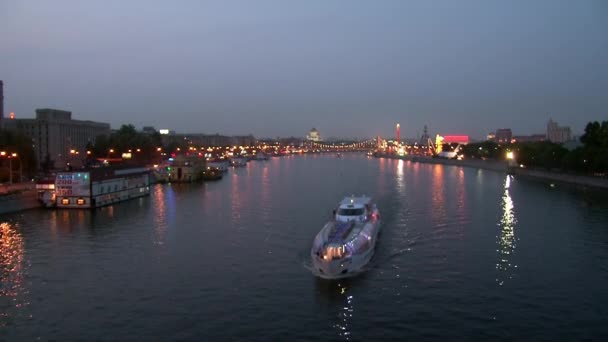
[0,182,36,195]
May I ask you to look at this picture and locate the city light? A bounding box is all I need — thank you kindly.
[506,151,514,160]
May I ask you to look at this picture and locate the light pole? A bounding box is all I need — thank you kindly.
[1,151,20,184]
[12,153,22,183]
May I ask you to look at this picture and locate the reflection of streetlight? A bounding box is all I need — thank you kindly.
[506,151,514,160]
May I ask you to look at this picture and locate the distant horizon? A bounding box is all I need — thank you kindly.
[2,104,592,141]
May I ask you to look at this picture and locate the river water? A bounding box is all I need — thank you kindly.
[1,154,607,340]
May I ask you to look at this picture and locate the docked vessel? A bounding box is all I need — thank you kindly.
[53,166,150,208]
[207,158,229,173]
[311,196,381,279]
[201,166,223,181]
[229,157,247,167]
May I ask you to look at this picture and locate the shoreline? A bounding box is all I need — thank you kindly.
[375,154,608,190]
[0,189,41,215]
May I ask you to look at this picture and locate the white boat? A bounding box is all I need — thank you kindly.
[311,196,381,279]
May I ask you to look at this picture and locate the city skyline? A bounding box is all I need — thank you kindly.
[1,1,607,139]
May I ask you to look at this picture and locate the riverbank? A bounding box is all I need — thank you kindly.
[512,168,608,189]
[375,153,509,172]
[0,189,41,215]
[375,153,608,190]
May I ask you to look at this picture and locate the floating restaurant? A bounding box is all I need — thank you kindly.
[40,166,150,208]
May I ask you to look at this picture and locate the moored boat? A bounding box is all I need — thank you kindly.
[201,166,223,181]
[229,157,247,167]
[311,196,381,279]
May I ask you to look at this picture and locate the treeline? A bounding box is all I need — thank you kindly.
[0,128,37,181]
[461,121,608,175]
[89,124,163,164]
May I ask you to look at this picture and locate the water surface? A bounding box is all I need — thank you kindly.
[1,154,607,340]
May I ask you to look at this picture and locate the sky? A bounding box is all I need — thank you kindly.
[1,0,607,139]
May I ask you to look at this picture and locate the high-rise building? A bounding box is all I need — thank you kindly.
[12,108,110,169]
[0,80,4,129]
[546,119,571,143]
[495,128,512,144]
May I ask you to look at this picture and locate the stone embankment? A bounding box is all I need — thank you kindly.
[376,154,608,190]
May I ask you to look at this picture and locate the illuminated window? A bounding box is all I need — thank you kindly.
[77,198,85,205]
[61,198,70,205]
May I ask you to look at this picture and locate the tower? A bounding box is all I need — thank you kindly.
[396,123,400,143]
[420,125,430,145]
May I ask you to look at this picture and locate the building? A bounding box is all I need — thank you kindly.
[547,119,571,143]
[511,134,546,143]
[307,128,321,141]
[486,132,496,142]
[495,129,512,144]
[142,126,157,134]
[0,80,4,129]
[12,109,110,169]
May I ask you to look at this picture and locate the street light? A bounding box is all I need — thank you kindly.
[12,153,22,183]
[1,152,21,184]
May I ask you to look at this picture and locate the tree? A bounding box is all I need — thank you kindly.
[578,121,608,174]
[0,129,37,181]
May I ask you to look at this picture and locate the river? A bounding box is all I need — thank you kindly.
[1,154,607,340]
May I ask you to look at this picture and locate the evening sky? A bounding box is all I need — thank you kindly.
[1,0,607,139]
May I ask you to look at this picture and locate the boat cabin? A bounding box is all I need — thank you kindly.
[335,196,372,223]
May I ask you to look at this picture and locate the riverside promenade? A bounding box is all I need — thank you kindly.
[376,154,608,190]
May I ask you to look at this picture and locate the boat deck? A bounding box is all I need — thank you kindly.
[327,220,367,244]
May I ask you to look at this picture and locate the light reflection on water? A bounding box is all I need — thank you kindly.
[152,185,168,249]
[396,160,405,193]
[431,164,446,225]
[0,222,29,328]
[497,175,517,285]
[333,283,354,341]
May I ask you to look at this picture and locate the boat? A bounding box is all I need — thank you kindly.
[53,166,150,208]
[311,196,381,279]
[36,176,57,208]
[167,155,206,183]
[229,157,247,167]
[201,166,223,181]
[207,158,229,173]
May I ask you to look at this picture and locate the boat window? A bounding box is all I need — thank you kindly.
[324,245,346,260]
[338,208,365,216]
